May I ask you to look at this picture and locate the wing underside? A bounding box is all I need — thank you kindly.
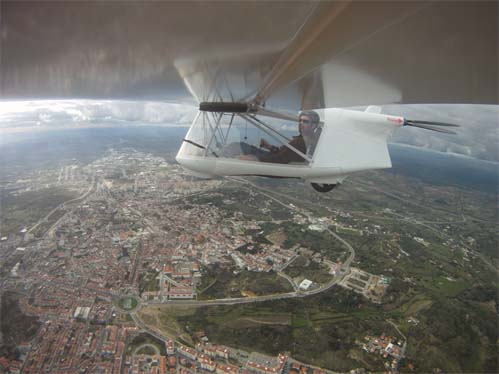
[1,1,497,107]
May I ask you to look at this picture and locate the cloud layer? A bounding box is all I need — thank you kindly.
[0,100,197,129]
[0,100,497,162]
[383,104,498,162]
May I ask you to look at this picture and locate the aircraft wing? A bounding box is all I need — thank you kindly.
[1,1,497,107]
[0,1,311,102]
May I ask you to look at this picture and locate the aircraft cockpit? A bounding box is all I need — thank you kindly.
[177,109,324,174]
[175,105,408,193]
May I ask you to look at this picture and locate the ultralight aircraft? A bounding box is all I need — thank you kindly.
[1,1,497,194]
[171,1,496,192]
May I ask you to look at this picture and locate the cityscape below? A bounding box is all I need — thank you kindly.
[0,127,497,374]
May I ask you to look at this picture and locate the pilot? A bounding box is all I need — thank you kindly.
[240,110,321,164]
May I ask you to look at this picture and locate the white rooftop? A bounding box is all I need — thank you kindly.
[299,279,313,290]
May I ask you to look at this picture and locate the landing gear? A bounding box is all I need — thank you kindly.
[311,183,337,193]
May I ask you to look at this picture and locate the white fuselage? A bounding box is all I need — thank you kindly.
[176,108,403,184]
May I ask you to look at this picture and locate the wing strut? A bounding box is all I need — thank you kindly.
[254,1,350,105]
[252,1,428,107]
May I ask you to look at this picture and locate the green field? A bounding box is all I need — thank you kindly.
[119,296,138,311]
[154,287,390,372]
[129,333,166,356]
[0,187,77,236]
[0,292,41,359]
[139,271,160,293]
[284,257,333,284]
[198,267,293,300]
[160,175,498,373]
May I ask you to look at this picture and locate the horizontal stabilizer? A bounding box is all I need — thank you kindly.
[404,119,459,134]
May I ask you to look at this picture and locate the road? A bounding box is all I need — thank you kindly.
[229,177,355,269]
[145,177,356,308]
[131,312,170,343]
[387,320,408,372]
[387,319,406,340]
[325,226,355,271]
[350,179,496,225]
[349,179,498,274]
[277,271,298,291]
[132,343,160,357]
[28,176,96,235]
[127,177,357,373]
[277,253,299,272]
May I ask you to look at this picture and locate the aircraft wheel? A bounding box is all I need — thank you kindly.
[311,183,337,193]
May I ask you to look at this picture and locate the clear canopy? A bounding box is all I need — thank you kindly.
[178,112,322,165]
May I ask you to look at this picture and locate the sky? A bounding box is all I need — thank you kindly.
[0,100,196,131]
[0,100,497,163]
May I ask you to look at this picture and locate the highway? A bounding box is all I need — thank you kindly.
[131,312,170,343]
[28,176,96,235]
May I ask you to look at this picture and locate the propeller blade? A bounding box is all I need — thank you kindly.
[404,122,457,135]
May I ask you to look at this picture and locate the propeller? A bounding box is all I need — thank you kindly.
[403,119,459,135]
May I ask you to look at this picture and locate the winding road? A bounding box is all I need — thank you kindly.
[145,177,355,309]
